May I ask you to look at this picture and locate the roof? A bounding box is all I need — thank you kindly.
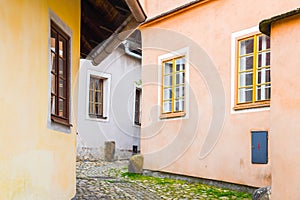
[259,8,300,36]
[81,0,131,57]
[142,0,207,25]
[81,0,146,65]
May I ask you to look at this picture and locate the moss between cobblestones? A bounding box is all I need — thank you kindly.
[122,172,252,200]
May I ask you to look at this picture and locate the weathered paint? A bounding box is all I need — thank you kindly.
[139,0,300,188]
[77,47,141,160]
[270,14,300,199]
[0,0,80,199]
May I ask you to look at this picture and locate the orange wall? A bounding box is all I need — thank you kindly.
[270,14,300,199]
[0,0,80,199]
[140,0,300,187]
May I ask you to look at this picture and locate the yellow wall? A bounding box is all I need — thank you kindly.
[0,0,80,199]
[270,14,300,199]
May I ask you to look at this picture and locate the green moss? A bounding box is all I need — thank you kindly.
[122,172,252,199]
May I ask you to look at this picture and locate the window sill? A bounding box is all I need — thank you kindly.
[51,115,72,127]
[134,122,141,126]
[234,101,270,111]
[89,115,107,120]
[160,112,186,119]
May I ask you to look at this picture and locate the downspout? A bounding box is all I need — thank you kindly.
[122,40,142,60]
[89,0,147,66]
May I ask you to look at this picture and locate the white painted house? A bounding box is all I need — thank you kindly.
[77,32,142,160]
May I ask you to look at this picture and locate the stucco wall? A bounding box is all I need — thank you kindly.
[0,0,80,199]
[139,0,193,19]
[140,0,300,188]
[270,14,300,199]
[77,47,141,161]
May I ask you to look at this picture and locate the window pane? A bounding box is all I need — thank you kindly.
[240,38,254,55]
[164,61,172,74]
[164,75,172,86]
[95,79,102,90]
[59,79,66,98]
[266,52,270,66]
[59,58,65,76]
[89,90,94,102]
[163,88,172,100]
[51,95,56,114]
[256,84,271,101]
[175,86,184,98]
[238,88,252,103]
[51,52,56,73]
[257,68,270,84]
[258,52,270,68]
[58,98,66,117]
[59,37,65,57]
[176,58,185,71]
[95,91,103,103]
[265,85,271,100]
[258,35,270,51]
[239,72,253,87]
[163,101,172,113]
[51,30,56,52]
[240,56,253,71]
[90,78,94,90]
[89,102,94,114]
[257,86,262,101]
[176,72,184,84]
[266,69,270,83]
[51,74,56,94]
[174,99,184,112]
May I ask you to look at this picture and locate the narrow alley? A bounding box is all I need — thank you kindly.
[75,160,252,200]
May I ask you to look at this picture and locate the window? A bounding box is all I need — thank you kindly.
[161,56,185,118]
[134,88,142,125]
[89,76,105,119]
[235,34,271,110]
[86,70,111,121]
[50,21,70,126]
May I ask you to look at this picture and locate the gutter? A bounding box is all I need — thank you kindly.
[122,40,142,59]
[259,8,300,36]
[89,0,147,65]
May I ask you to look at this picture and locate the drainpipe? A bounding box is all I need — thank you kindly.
[122,40,142,60]
[89,0,147,66]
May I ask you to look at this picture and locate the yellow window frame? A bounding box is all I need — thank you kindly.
[161,56,186,119]
[234,34,271,110]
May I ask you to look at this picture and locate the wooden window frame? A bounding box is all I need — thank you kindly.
[234,33,271,110]
[134,88,142,126]
[160,56,186,119]
[89,76,106,119]
[50,21,71,126]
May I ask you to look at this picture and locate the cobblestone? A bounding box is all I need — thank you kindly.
[76,160,162,199]
[76,160,252,200]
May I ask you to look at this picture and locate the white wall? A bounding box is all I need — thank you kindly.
[77,47,141,160]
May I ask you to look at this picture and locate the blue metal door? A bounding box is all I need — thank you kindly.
[251,131,268,164]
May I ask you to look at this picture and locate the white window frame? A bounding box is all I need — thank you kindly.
[231,26,270,114]
[158,47,190,120]
[47,10,73,133]
[86,69,111,122]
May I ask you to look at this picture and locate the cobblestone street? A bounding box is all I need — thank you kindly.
[76,160,161,200]
[76,160,252,200]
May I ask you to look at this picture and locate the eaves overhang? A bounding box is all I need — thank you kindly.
[141,0,209,26]
[86,0,147,66]
[259,8,300,36]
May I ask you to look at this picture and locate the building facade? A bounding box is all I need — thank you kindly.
[139,0,300,197]
[0,0,80,199]
[77,38,142,161]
